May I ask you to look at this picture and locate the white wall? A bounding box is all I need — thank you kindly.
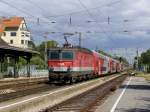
[1,20,31,48]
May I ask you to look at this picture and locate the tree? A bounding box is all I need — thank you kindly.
[138,49,150,72]
[18,57,26,67]
[36,40,58,60]
[30,56,45,69]
[47,40,58,48]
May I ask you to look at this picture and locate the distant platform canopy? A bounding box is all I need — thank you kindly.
[0,38,39,78]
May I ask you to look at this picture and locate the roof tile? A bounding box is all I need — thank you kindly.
[0,17,23,33]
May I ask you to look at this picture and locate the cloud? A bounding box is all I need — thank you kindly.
[0,0,150,61]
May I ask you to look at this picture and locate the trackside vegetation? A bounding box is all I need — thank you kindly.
[135,72,150,81]
[136,49,150,72]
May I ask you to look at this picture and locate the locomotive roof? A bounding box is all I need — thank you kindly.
[47,47,93,53]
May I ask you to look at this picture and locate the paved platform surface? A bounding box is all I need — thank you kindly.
[95,76,150,112]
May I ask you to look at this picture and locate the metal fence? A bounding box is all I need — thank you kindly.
[7,66,48,77]
[19,69,48,77]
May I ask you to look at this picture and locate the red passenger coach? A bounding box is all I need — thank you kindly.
[47,47,94,83]
[92,51,104,75]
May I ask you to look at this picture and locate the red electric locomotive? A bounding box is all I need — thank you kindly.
[47,47,95,83]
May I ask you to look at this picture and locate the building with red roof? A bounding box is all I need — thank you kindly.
[0,17,32,48]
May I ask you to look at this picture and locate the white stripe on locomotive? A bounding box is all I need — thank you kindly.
[51,67,94,72]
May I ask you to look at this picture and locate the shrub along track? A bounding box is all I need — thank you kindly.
[42,74,128,112]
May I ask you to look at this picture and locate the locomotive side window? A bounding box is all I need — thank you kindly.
[62,52,73,60]
[50,51,59,59]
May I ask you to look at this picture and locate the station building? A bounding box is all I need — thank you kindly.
[0,17,38,78]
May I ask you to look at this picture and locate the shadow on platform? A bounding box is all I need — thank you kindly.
[120,84,150,90]
[125,101,150,112]
[126,108,150,112]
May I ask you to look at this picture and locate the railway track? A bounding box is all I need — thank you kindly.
[42,74,127,112]
[0,77,57,102]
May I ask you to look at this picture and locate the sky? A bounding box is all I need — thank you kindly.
[0,0,150,62]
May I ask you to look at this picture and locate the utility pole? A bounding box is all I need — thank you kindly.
[44,32,48,68]
[108,16,110,24]
[79,32,81,47]
[69,15,72,25]
[37,18,40,25]
[75,32,82,47]
[136,48,139,71]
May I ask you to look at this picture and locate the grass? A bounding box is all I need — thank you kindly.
[145,76,150,81]
[135,71,150,81]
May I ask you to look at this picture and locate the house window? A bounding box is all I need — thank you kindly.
[21,40,24,44]
[25,34,30,37]
[21,35,24,37]
[3,32,6,36]
[10,40,13,44]
[10,32,16,36]
[25,40,28,45]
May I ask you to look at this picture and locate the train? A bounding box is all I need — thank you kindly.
[47,46,124,83]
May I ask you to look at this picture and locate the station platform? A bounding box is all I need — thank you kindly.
[0,76,47,82]
[95,76,150,112]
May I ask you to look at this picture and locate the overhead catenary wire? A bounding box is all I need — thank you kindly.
[0,0,126,31]
[0,0,34,18]
[77,0,117,46]
[25,0,51,25]
[95,8,118,41]
[0,0,123,20]
[25,0,53,23]
[25,0,47,14]
[0,0,53,24]
[1,0,139,35]
[24,0,123,18]
[24,0,124,25]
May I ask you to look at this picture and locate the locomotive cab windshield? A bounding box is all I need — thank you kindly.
[48,50,74,60]
[62,51,73,60]
[50,51,60,60]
